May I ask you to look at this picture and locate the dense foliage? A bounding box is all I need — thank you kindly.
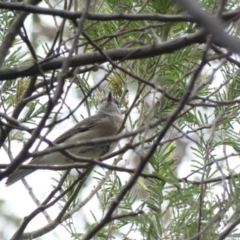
[1,0,240,239]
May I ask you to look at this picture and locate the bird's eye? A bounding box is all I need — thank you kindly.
[113,99,120,107]
[99,97,120,108]
[100,98,107,104]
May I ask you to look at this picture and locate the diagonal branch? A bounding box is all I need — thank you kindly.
[0,0,41,67]
[176,0,240,54]
[0,29,207,80]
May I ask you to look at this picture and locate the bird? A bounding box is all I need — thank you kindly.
[6,92,123,186]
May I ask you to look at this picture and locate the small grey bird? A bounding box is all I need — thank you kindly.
[6,92,123,186]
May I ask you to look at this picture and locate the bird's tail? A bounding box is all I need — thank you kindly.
[6,169,35,186]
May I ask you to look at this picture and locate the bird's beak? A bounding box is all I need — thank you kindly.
[107,91,112,102]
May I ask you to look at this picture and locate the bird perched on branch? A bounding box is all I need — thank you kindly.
[6,92,123,186]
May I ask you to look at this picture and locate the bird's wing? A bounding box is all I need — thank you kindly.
[53,114,101,144]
